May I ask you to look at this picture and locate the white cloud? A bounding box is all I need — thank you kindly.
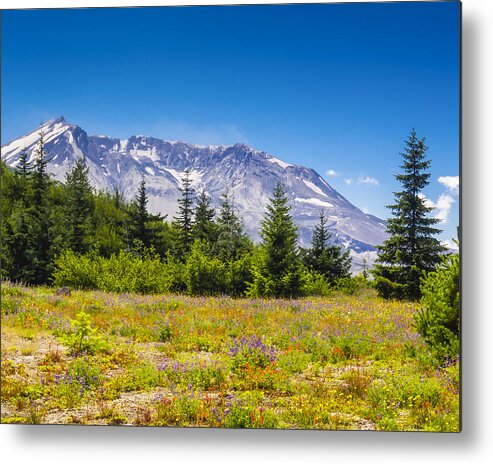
[357,176,380,187]
[419,193,455,224]
[435,194,455,223]
[344,178,353,185]
[438,176,459,195]
[326,169,339,177]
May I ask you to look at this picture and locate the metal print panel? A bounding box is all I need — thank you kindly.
[0,1,460,431]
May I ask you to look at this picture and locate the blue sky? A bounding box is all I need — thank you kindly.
[1,2,460,245]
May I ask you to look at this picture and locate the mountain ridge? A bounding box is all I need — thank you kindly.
[1,117,387,270]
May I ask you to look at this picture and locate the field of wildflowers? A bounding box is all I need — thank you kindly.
[0,283,459,431]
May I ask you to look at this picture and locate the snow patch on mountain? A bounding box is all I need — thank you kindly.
[295,197,334,208]
[302,179,328,197]
[267,156,293,169]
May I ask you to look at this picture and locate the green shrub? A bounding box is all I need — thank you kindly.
[414,252,460,359]
[374,275,406,300]
[53,250,175,294]
[53,251,99,290]
[59,311,105,355]
[333,277,358,295]
[124,364,163,391]
[227,253,253,297]
[185,241,228,295]
[157,324,173,343]
[301,269,332,296]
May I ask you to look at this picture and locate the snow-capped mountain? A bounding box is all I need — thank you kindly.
[1,117,387,270]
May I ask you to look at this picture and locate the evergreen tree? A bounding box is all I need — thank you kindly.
[1,161,32,281]
[304,210,351,283]
[130,176,151,249]
[31,131,49,206]
[3,207,34,282]
[373,128,446,300]
[28,131,53,283]
[252,181,303,298]
[16,150,32,179]
[173,170,195,259]
[113,186,123,209]
[127,176,168,253]
[215,190,249,261]
[361,254,369,281]
[65,156,94,254]
[192,189,216,245]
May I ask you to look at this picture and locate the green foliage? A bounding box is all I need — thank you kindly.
[173,170,195,259]
[64,157,94,254]
[128,177,167,253]
[333,277,359,295]
[60,311,105,355]
[300,269,332,297]
[215,190,251,261]
[223,399,278,428]
[53,249,175,294]
[302,211,351,284]
[185,240,228,295]
[69,357,102,389]
[28,132,53,284]
[226,252,254,297]
[192,189,216,245]
[248,183,303,298]
[157,324,173,343]
[415,251,460,359]
[124,364,163,391]
[92,190,131,257]
[373,129,446,301]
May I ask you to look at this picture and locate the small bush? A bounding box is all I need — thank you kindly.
[59,311,105,356]
[124,364,163,391]
[333,277,358,295]
[301,270,332,296]
[157,324,173,343]
[185,241,228,296]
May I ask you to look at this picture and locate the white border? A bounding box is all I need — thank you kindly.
[2,1,492,463]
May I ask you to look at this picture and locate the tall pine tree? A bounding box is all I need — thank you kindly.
[215,190,249,261]
[251,181,303,298]
[130,176,151,249]
[2,161,34,282]
[173,170,195,259]
[373,128,446,300]
[192,189,216,245]
[65,156,94,254]
[304,210,351,283]
[16,150,32,179]
[28,131,52,283]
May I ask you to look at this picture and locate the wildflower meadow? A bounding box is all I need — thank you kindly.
[0,283,459,431]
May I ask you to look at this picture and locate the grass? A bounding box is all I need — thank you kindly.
[0,282,459,430]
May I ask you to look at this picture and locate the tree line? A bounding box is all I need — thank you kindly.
[1,126,458,357]
[1,132,351,298]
